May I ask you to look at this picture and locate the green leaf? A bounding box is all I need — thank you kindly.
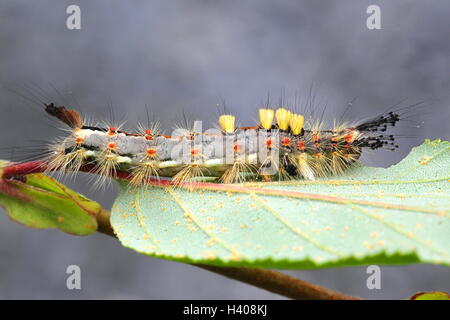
[409,291,450,300]
[0,169,99,235]
[111,139,450,268]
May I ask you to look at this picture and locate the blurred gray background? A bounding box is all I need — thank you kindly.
[0,0,449,299]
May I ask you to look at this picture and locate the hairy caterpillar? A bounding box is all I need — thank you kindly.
[37,99,403,188]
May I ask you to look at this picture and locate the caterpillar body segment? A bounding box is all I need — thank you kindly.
[43,103,400,187]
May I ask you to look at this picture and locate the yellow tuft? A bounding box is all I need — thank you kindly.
[45,146,87,180]
[258,109,274,130]
[91,151,120,189]
[172,164,206,190]
[220,158,256,184]
[130,161,160,187]
[218,115,236,133]
[275,108,292,131]
[289,114,305,135]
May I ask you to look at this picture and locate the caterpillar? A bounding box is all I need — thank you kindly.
[39,100,402,188]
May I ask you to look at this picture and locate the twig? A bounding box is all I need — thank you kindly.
[196,265,360,300]
[1,160,361,300]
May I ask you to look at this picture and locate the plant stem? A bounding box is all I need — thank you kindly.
[96,207,116,237]
[196,265,360,300]
[1,160,360,300]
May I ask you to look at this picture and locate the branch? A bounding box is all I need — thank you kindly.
[1,160,360,300]
[196,264,360,300]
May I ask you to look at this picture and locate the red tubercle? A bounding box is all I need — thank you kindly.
[107,127,117,136]
[144,129,154,140]
[107,142,117,150]
[75,137,84,144]
[146,148,157,157]
[281,137,291,147]
[345,133,354,143]
[296,141,305,150]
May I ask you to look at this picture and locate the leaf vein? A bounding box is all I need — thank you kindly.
[347,203,450,259]
[166,188,244,260]
[250,192,343,258]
